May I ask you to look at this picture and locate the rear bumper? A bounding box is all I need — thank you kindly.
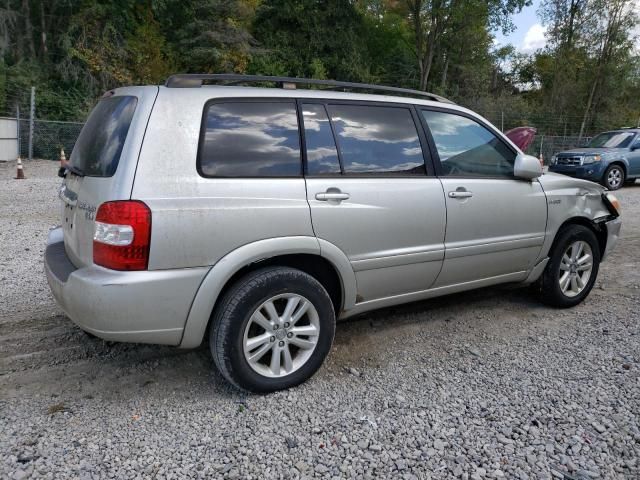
[602,216,622,261]
[44,227,208,345]
[548,164,605,181]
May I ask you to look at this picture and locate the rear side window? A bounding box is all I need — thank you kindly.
[422,110,515,178]
[70,96,137,177]
[199,101,301,177]
[327,104,425,174]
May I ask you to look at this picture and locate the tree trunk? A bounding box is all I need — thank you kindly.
[578,74,598,140]
[440,51,448,88]
[39,0,47,57]
[22,0,35,58]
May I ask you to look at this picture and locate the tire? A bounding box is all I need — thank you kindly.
[210,267,335,393]
[602,164,625,190]
[539,225,600,308]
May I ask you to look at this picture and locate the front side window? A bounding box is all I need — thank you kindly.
[199,101,301,177]
[327,104,426,174]
[422,110,515,178]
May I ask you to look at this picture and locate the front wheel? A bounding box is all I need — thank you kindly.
[210,267,335,393]
[539,225,600,308]
[602,164,625,190]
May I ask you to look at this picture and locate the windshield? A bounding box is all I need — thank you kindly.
[70,96,137,176]
[587,131,635,148]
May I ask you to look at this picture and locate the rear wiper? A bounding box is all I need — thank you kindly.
[65,164,85,177]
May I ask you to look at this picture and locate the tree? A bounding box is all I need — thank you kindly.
[577,0,638,138]
[400,0,528,91]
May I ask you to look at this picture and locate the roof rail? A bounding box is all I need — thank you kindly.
[164,74,454,104]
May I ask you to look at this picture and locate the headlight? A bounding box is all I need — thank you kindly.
[582,154,601,164]
[550,155,557,165]
[603,193,622,216]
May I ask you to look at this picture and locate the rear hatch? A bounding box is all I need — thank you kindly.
[59,87,158,268]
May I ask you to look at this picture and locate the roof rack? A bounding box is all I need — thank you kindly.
[164,74,454,104]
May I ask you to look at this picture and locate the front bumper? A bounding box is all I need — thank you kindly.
[602,216,622,261]
[549,164,605,181]
[44,227,209,345]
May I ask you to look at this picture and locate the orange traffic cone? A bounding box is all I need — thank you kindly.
[60,148,67,168]
[15,157,25,179]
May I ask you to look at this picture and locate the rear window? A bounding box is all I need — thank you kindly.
[198,101,301,177]
[70,96,137,177]
[327,104,426,174]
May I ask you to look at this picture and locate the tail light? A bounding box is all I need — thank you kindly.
[93,201,151,270]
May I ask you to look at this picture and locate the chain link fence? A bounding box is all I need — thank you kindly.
[16,119,83,161]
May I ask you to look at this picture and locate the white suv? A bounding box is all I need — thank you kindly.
[45,74,622,392]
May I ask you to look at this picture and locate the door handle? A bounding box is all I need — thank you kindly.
[315,191,350,201]
[448,190,473,199]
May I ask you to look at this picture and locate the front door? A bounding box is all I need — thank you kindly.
[420,108,547,287]
[301,101,446,303]
[628,134,640,177]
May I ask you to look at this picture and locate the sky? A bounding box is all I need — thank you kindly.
[493,0,640,53]
[493,0,547,53]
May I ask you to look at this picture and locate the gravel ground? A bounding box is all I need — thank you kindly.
[1,160,639,480]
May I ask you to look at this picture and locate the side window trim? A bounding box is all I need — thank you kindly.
[197,97,304,179]
[298,98,435,177]
[297,100,345,176]
[418,106,519,180]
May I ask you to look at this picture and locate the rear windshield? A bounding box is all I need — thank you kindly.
[70,96,137,177]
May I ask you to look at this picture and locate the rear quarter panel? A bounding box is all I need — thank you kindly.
[131,87,315,270]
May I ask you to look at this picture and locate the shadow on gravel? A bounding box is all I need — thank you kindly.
[0,283,546,400]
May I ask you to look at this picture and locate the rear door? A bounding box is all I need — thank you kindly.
[60,87,157,267]
[302,101,446,303]
[419,108,547,287]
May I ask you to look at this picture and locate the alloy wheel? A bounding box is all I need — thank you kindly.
[243,293,320,378]
[607,167,622,189]
[558,240,593,298]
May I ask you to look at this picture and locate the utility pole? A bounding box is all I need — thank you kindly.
[28,86,35,161]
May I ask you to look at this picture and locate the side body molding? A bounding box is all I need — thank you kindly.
[178,236,357,348]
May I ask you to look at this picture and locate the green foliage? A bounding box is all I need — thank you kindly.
[249,0,373,81]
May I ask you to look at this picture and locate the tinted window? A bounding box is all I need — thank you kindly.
[422,110,515,177]
[328,104,425,174]
[70,96,137,177]
[199,102,301,177]
[302,103,341,175]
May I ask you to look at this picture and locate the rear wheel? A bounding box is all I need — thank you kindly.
[602,164,625,190]
[210,267,335,393]
[539,225,600,308]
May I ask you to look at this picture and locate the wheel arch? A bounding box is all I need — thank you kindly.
[608,160,627,174]
[550,217,607,259]
[604,161,628,181]
[178,236,356,349]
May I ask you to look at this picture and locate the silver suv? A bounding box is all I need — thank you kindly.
[45,74,622,392]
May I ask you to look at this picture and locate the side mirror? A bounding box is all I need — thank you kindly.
[631,141,640,151]
[514,153,543,180]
